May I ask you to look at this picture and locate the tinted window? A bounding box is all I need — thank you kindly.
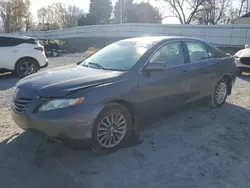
[26,39,37,45]
[186,41,209,62]
[0,37,8,47]
[149,42,185,67]
[1,37,23,46]
[7,38,22,46]
[0,37,36,47]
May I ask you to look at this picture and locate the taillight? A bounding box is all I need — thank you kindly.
[34,47,44,52]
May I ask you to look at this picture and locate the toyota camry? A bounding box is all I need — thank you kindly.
[11,37,238,154]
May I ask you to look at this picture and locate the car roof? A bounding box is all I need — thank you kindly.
[121,36,205,44]
[0,34,35,40]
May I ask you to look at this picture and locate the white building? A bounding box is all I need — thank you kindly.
[232,13,250,24]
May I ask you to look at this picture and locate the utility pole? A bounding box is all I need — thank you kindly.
[247,0,249,13]
[120,0,123,24]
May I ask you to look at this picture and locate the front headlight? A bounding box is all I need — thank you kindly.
[38,97,85,112]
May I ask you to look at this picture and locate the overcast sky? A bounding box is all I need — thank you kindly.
[30,0,178,24]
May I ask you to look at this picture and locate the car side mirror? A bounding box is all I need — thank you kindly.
[76,61,82,65]
[144,61,165,72]
[76,53,94,65]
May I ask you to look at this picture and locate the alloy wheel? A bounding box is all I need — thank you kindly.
[215,82,227,104]
[53,51,58,57]
[19,61,37,76]
[96,112,127,148]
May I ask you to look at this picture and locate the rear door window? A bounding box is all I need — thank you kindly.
[5,38,24,46]
[0,37,9,47]
[207,45,226,58]
[207,46,220,58]
[185,41,209,62]
[0,37,36,47]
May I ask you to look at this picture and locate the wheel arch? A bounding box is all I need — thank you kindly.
[15,56,40,71]
[103,100,137,132]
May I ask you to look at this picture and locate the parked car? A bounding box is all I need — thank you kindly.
[12,37,238,154]
[0,34,48,77]
[234,46,250,74]
[41,40,66,57]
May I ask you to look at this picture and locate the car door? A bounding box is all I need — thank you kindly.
[137,41,192,117]
[183,41,219,100]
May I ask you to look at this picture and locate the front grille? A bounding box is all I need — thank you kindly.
[12,98,32,114]
[240,57,250,66]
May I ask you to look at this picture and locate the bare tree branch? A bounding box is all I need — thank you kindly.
[161,0,206,24]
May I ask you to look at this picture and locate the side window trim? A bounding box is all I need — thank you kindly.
[183,40,209,63]
[181,41,190,63]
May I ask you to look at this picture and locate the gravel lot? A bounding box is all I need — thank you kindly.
[0,54,250,188]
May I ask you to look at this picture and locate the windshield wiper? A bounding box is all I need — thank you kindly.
[88,62,105,70]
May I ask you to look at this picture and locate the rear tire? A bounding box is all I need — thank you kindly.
[92,104,132,155]
[209,79,228,108]
[15,59,38,78]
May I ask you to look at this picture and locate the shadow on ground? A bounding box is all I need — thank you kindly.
[1,103,250,188]
[0,73,20,90]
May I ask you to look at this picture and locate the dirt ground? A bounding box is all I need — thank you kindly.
[0,54,250,188]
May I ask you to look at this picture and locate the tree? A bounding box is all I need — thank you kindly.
[192,0,230,24]
[37,5,60,31]
[53,3,84,28]
[78,15,86,26]
[24,11,35,31]
[114,1,162,23]
[88,0,112,24]
[24,0,34,31]
[37,3,84,31]
[236,0,250,16]
[0,0,31,33]
[161,0,206,24]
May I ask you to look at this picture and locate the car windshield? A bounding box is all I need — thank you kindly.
[81,40,154,71]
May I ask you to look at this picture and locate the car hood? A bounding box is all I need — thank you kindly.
[16,65,123,98]
[235,48,250,58]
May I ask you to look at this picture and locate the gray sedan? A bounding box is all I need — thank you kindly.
[11,37,238,154]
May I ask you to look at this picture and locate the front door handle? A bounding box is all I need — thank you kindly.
[181,70,188,75]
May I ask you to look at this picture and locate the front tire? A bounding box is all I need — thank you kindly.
[15,59,38,78]
[210,79,228,108]
[92,104,132,155]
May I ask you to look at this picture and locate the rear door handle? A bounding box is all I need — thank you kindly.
[213,62,220,66]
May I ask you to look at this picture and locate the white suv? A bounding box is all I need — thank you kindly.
[0,34,48,77]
